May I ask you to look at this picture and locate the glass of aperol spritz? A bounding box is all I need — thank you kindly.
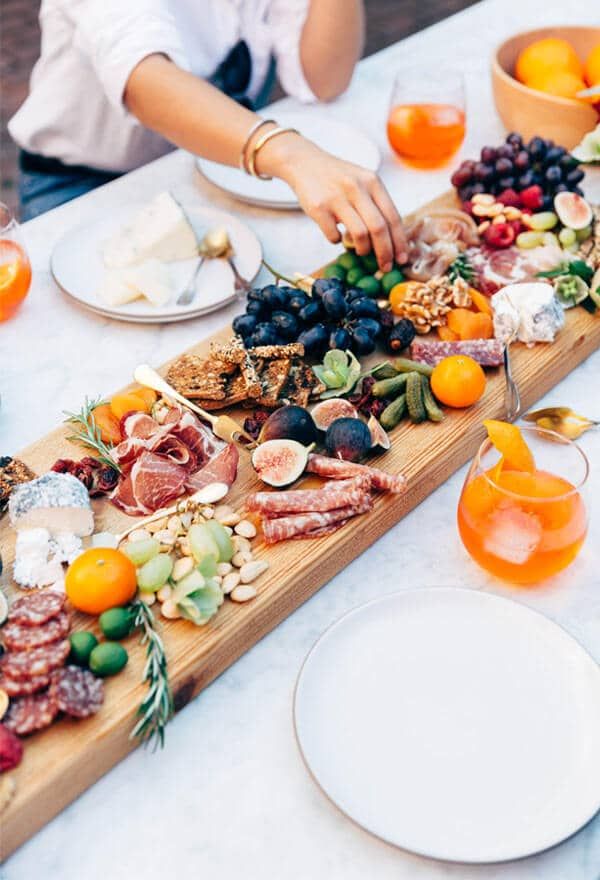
[457,424,588,585]
[387,69,466,168]
[0,203,32,321]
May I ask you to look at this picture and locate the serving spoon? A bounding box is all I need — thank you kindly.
[176,227,250,306]
[503,332,521,421]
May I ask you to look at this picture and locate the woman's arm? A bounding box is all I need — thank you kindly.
[300,0,365,100]
[124,55,406,269]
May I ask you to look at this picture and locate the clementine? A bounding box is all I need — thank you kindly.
[515,38,583,85]
[430,355,486,408]
[526,70,587,100]
[584,44,600,86]
[66,548,137,615]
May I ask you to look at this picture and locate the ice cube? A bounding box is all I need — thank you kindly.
[483,507,542,565]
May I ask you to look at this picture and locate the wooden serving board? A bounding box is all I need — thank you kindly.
[2,191,599,859]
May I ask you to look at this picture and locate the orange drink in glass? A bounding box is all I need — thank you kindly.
[458,427,588,584]
[0,203,32,321]
[387,70,466,168]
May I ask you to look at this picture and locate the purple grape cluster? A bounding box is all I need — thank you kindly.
[451,132,584,211]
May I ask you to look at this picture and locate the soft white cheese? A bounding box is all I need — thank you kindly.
[50,532,83,564]
[492,282,564,345]
[102,192,198,268]
[97,269,142,307]
[97,260,174,308]
[13,527,82,589]
[9,472,94,536]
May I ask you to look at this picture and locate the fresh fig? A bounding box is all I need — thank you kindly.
[554,192,593,231]
[367,414,390,451]
[258,405,318,446]
[251,439,309,487]
[311,398,359,432]
[325,418,372,462]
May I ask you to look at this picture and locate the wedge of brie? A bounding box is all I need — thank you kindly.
[492,282,564,345]
[98,259,174,308]
[102,191,198,268]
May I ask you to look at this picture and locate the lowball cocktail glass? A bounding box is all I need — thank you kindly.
[458,427,588,584]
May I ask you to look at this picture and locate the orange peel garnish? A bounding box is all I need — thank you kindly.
[483,420,535,474]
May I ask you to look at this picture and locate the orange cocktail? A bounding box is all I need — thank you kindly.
[387,69,465,168]
[458,426,588,584]
[0,203,32,321]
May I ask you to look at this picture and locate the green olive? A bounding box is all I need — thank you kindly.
[323,264,346,280]
[69,631,99,668]
[361,253,378,274]
[381,268,405,295]
[336,251,362,271]
[346,266,366,286]
[356,275,382,298]
[89,642,128,677]
[99,607,134,641]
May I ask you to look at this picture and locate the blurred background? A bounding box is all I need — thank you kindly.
[0,0,478,216]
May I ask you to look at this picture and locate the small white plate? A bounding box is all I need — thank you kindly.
[196,111,381,209]
[294,588,600,863]
[51,204,262,323]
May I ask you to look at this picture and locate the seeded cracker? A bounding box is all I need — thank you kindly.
[0,458,36,514]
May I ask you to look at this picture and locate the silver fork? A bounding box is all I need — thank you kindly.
[176,257,206,306]
[503,331,521,421]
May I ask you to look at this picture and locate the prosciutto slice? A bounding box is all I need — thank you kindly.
[247,475,371,515]
[185,444,239,492]
[466,243,567,296]
[262,496,373,544]
[112,452,187,515]
[405,211,479,281]
[306,454,407,494]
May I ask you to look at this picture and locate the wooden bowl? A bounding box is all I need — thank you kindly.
[492,26,600,149]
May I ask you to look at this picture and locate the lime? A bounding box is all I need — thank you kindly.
[69,631,99,667]
[99,607,133,641]
[356,276,382,298]
[323,264,346,280]
[361,253,378,274]
[346,266,366,286]
[89,642,129,677]
[381,268,405,295]
[336,251,362,271]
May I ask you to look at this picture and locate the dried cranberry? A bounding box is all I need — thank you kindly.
[94,466,119,495]
[243,410,270,441]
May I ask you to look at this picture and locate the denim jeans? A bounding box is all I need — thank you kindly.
[19,162,121,221]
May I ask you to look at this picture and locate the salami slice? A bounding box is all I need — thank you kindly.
[50,666,104,718]
[409,338,504,367]
[7,591,65,627]
[0,639,70,679]
[0,672,51,697]
[3,691,58,736]
[247,475,371,516]
[306,454,407,494]
[262,496,373,544]
[290,519,351,539]
[2,611,70,652]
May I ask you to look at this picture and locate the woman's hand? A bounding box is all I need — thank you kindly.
[258,134,407,271]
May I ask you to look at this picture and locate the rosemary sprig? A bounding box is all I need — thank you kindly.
[130,599,173,751]
[447,252,474,283]
[63,396,121,472]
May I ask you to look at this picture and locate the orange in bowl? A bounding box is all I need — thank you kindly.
[584,44,600,86]
[526,70,587,100]
[515,37,583,84]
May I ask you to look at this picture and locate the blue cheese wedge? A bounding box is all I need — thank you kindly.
[9,472,94,536]
[492,282,564,345]
[102,192,198,268]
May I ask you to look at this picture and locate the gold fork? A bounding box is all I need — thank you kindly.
[133,364,256,449]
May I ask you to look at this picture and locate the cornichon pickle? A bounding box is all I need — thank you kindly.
[69,631,98,667]
[406,372,426,423]
[89,642,128,677]
[99,607,134,641]
[421,376,444,422]
[372,373,409,398]
[370,361,397,380]
[380,394,407,430]
[392,357,434,377]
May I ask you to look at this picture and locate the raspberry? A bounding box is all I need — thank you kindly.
[0,723,23,772]
[508,219,524,236]
[519,185,544,211]
[483,222,516,249]
[497,188,521,208]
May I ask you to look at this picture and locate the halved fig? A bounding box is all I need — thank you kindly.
[554,192,593,231]
[311,398,359,432]
[251,439,309,487]
[258,405,318,446]
[367,414,391,451]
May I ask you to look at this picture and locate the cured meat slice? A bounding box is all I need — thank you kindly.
[290,519,351,539]
[0,639,70,679]
[171,410,225,463]
[262,496,373,544]
[7,591,65,627]
[185,443,239,492]
[0,672,51,697]
[410,338,504,367]
[247,475,371,515]
[112,452,187,516]
[306,454,407,494]
[466,243,566,296]
[3,691,59,736]
[2,611,70,652]
[50,666,104,718]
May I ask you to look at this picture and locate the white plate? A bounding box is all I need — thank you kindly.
[51,204,262,323]
[196,112,381,209]
[294,588,600,863]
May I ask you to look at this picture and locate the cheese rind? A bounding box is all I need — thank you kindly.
[492,282,564,345]
[9,473,94,536]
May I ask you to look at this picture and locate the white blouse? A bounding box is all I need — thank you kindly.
[9,0,315,173]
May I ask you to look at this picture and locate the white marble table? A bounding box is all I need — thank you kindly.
[3,1,600,877]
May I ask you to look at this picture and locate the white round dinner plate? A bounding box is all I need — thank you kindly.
[294,588,600,863]
[196,111,381,209]
[51,204,262,323]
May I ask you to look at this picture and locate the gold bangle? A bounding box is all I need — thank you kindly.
[239,118,276,174]
[248,126,300,180]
